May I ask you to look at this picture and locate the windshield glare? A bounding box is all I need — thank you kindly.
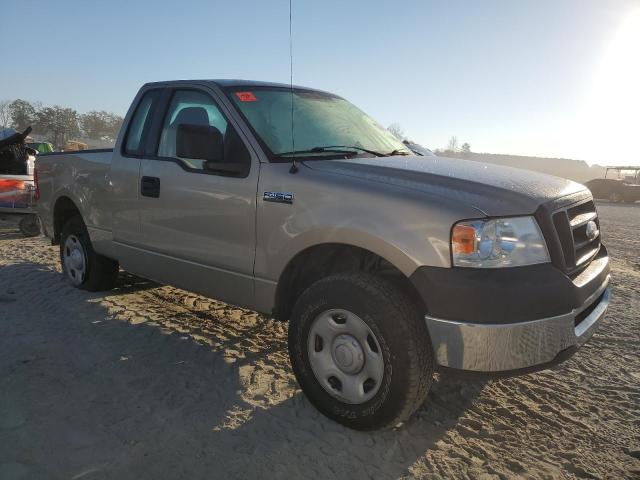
[227,88,407,158]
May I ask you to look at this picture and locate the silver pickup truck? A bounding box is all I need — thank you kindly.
[36,80,611,430]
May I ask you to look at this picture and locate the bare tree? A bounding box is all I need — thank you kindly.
[447,136,458,152]
[0,100,11,128]
[388,123,405,140]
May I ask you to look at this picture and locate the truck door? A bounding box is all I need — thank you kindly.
[111,88,162,250]
[135,86,259,308]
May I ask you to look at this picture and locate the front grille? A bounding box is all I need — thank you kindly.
[551,199,600,274]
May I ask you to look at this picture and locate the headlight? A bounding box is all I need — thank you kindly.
[451,216,550,268]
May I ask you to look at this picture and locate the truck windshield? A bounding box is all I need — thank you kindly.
[226,87,409,160]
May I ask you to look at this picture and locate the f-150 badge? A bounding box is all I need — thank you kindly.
[263,192,294,204]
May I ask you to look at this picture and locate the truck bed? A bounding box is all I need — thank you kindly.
[36,149,115,238]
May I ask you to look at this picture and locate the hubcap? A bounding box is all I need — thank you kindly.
[63,235,86,286]
[308,309,384,404]
[332,334,364,374]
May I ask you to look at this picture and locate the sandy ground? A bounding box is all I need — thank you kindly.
[0,203,639,480]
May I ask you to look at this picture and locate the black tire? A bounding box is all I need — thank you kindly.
[19,215,40,237]
[59,216,119,291]
[288,272,434,430]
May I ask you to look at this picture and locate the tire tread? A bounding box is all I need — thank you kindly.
[289,272,434,430]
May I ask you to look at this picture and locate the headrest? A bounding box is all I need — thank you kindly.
[172,107,209,127]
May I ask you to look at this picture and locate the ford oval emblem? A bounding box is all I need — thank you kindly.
[585,220,599,241]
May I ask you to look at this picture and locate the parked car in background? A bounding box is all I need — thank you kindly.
[36,79,610,430]
[584,167,640,203]
[64,140,88,151]
[26,141,55,155]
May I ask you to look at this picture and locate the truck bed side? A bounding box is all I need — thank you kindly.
[37,149,114,253]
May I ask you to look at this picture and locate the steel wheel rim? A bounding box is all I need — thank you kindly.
[63,235,86,286]
[307,309,384,404]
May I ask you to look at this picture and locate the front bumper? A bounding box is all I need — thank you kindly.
[411,246,611,372]
[425,276,609,372]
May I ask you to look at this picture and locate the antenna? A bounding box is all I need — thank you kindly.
[288,0,298,174]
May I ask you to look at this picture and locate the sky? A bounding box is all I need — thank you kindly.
[1,0,638,166]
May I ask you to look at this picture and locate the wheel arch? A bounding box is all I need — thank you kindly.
[272,242,426,321]
[53,195,82,244]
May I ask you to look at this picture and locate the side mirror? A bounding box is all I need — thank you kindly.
[175,123,249,177]
[176,124,224,162]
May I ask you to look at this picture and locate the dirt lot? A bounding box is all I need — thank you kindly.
[1,203,639,480]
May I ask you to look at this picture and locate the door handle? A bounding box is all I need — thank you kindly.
[141,176,160,198]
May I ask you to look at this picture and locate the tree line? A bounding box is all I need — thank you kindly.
[0,99,123,149]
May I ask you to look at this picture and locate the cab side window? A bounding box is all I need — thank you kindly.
[157,89,250,172]
[124,90,159,156]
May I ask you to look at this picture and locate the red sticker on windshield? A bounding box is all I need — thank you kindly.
[236,91,257,102]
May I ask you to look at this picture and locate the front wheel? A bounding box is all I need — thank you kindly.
[288,272,434,430]
[59,216,119,291]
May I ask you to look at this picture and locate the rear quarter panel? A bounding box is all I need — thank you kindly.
[37,151,114,244]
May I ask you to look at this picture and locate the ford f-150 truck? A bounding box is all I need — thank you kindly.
[36,80,611,430]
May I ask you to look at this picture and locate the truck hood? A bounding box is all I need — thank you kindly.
[305,155,587,216]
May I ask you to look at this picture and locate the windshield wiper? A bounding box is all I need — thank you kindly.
[274,145,386,158]
[273,147,362,158]
[316,145,387,157]
[274,145,413,161]
[319,145,413,157]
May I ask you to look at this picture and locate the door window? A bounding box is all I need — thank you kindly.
[156,89,249,171]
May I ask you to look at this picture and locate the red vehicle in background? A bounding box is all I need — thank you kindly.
[0,127,41,236]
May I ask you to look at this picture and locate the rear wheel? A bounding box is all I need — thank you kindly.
[59,216,119,291]
[288,272,434,430]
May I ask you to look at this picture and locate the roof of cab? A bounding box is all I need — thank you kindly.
[138,78,341,98]
[142,79,319,91]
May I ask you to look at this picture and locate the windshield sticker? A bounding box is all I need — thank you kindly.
[235,91,257,102]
